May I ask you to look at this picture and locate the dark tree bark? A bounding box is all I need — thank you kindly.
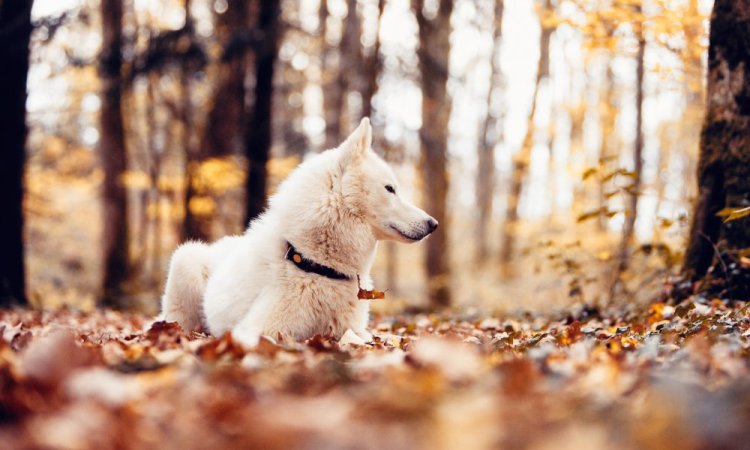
[476,0,504,265]
[200,1,250,159]
[179,0,197,242]
[500,0,552,273]
[185,0,250,240]
[100,0,131,307]
[0,0,33,307]
[683,0,750,282]
[414,0,454,308]
[244,0,281,224]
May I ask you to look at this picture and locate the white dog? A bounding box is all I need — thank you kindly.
[159,118,437,346]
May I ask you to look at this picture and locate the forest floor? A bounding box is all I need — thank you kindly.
[2,294,750,450]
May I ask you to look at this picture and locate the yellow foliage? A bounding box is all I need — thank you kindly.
[192,158,246,194]
[267,156,301,184]
[717,206,750,223]
[121,171,152,190]
[157,175,186,193]
[41,136,66,161]
[189,196,216,217]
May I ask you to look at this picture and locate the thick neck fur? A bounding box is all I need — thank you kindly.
[266,150,377,277]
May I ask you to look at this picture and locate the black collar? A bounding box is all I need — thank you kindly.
[285,242,352,281]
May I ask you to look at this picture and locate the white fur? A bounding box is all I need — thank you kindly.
[159,118,436,346]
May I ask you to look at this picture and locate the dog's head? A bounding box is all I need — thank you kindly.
[336,118,438,243]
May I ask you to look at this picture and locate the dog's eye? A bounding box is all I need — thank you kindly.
[384,184,396,194]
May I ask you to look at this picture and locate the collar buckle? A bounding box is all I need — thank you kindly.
[285,242,353,281]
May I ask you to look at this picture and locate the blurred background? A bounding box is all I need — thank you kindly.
[10,0,711,313]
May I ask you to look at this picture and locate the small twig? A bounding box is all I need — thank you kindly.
[700,231,732,298]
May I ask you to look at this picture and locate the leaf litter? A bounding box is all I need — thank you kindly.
[2,297,750,449]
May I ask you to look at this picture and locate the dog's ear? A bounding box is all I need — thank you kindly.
[339,117,372,165]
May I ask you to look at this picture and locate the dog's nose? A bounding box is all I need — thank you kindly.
[426,218,439,234]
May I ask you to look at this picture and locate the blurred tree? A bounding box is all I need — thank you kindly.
[185,0,250,240]
[678,0,705,205]
[100,0,131,307]
[568,98,586,220]
[179,0,198,241]
[597,62,616,232]
[276,5,310,158]
[683,0,750,281]
[0,0,33,307]
[500,0,553,273]
[612,2,645,286]
[362,0,386,119]
[476,0,505,265]
[320,0,342,149]
[414,0,454,307]
[245,0,281,224]
[339,0,363,132]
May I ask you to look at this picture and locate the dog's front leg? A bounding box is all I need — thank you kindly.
[353,301,373,342]
[231,292,275,348]
[352,243,378,342]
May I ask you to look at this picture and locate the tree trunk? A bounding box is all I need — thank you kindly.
[683,0,750,283]
[597,62,616,232]
[336,0,362,135]
[569,99,585,219]
[610,10,645,301]
[185,0,250,240]
[320,0,343,149]
[361,0,385,119]
[414,0,454,308]
[616,13,645,267]
[179,0,197,242]
[476,0,504,265]
[245,0,281,224]
[499,0,552,272]
[100,0,131,307]
[0,0,33,307]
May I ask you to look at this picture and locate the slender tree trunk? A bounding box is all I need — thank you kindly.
[144,72,158,280]
[0,0,33,307]
[361,0,385,119]
[320,0,343,149]
[179,0,196,242]
[185,0,249,240]
[569,100,585,218]
[476,0,505,265]
[683,0,750,282]
[500,0,552,272]
[651,125,671,241]
[597,63,616,232]
[359,0,392,288]
[611,11,645,294]
[414,0,454,308]
[245,0,281,224]
[200,1,250,158]
[336,0,362,135]
[100,0,131,307]
[278,29,310,158]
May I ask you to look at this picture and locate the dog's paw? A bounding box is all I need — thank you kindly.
[231,327,261,348]
[354,329,374,343]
